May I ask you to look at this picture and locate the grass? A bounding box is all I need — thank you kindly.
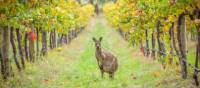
[0,17,197,88]
[52,20,162,88]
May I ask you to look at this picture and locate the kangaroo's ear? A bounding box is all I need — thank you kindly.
[92,37,96,42]
[99,37,103,42]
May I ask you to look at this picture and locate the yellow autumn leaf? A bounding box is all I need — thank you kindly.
[197,1,200,9]
[27,28,32,32]
[163,25,169,32]
[0,13,6,18]
[168,15,175,22]
[57,28,63,33]
[194,19,200,25]
[152,71,161,77]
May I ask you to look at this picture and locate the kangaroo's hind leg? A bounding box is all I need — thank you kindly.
[99,66,104,78]
[101,70,104,78]
[109,72,114,79]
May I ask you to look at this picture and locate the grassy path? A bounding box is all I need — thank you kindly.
[1,16,195,88]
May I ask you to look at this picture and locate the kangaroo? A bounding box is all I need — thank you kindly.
[92,37,118,79]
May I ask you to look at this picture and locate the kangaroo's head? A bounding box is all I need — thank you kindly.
[92,37,103,50]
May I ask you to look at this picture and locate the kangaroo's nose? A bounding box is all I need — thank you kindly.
[96,44,100,48]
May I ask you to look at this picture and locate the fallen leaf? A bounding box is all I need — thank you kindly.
[152,71,161,77]
[131,73,137,79]
[43,79,49,83]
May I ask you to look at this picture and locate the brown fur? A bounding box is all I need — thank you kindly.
[92,37,118,79]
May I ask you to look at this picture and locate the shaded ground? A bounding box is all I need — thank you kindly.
[0,16,196,88]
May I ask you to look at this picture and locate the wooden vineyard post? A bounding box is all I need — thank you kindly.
[10,27,21,71]
[151,29,156,59]
[16,29,25,69]
[145,29,150,56]
[42,30,47,55]
[177,13,187,79]
[1,26,12,79]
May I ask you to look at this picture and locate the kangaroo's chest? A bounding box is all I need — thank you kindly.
[95,52,105,61]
